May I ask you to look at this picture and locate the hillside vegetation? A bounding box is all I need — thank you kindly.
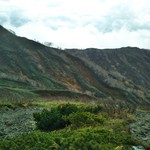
[0,25,150,108]
[1,100,148,150]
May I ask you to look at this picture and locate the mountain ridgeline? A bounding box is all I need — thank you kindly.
[0,25,150,107]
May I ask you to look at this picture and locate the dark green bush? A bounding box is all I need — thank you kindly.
[57,103,79,115]
[33,103,79,131]
[33,103,105,131]
[33,108,67,131]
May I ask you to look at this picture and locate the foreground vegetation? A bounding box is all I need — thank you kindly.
[0,99,148,150]
[0,127,134,150]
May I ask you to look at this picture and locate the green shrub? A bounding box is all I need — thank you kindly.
[33,108,67,131]
[0,127,134,150]
[33,103,79,131]
[57,103,79,115]
[33,103,105,131]
[66,112,105,128]
[83,104,103,113]
[0,131,58,150]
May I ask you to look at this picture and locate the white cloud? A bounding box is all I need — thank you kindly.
[0,0,150,49]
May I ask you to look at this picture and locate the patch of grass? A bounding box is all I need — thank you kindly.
[33,89,94,99]
[0,87,38,101]
[0,78,33,89]
[104,119,128,132]
[32,98,100,108]
[0,88,38,109]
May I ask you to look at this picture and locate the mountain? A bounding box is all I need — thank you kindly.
[0,25,150,107]
[66,48,150,106]
[66,47,150,88]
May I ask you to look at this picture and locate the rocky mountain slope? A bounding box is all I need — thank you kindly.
[66,47,150,89]
[66,48,150,107]
[0,25,150,108]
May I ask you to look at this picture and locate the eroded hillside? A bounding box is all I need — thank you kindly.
[0,25,150,107]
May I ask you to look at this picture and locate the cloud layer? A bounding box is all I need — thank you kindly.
[0,0,150,49]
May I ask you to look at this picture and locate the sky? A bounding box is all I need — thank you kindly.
[0,0,150,49]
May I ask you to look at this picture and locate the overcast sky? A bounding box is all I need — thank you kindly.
[0,0,150,49]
